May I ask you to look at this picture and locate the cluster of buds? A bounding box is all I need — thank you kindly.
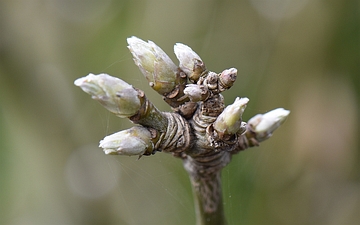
[74,36,289,157]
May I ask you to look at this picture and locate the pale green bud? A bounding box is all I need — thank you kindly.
[127,36,178,95]
[99,126,154,156]
[74,73,141,118]
[247,108,290,142]
[183,84,209,102]
[174,43,205,82]
[213,97,249,134]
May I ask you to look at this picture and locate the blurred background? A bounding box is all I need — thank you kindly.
[0,0,359,224]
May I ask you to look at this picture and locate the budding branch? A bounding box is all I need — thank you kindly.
[75,36,289,225]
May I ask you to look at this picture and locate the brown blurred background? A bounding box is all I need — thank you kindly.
[0,0,359,224]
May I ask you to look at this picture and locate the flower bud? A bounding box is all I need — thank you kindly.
[219,68,237,90]
[183,84,209,102]
[74,73,141,118]
[174,43,205,82]
[127,36,178,95]
[213,97,249,134]
[99,126,154,156]
[247,108,290,142]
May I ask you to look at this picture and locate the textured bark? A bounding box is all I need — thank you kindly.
[187,168,225,225]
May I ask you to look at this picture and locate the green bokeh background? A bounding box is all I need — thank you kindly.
[1,0,359,224]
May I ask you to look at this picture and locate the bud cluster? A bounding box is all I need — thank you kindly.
[75,36,290,157]
[74,36,291,225]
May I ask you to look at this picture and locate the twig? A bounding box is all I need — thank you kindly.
[74,36,290,225]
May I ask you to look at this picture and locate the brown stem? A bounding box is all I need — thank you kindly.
[192,172,226,225]
[183,154,228,225]
[129,90,168,132]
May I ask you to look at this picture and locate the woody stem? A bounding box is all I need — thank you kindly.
[183,153,229,225]
[191,170,226,225]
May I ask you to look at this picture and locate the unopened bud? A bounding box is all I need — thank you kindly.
[127,36,178,95]
[247,108,290,142]
[219,68,237,90]
[174,43,205,82]
[213,97,249,134]
[74,73,141,118]
[99,126,154,156]
[183,84,209,102]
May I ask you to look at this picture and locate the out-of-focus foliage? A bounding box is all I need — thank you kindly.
[0,0,358,224]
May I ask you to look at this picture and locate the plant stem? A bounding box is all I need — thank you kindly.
[129,91,168,132]
[183,150,230,225]
[188,169,226,225]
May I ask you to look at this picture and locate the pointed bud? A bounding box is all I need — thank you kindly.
[247,108,290,142]
[174,43,205,82]
[74,73,141,118]
[219,68,237,90]
[127,36,178,95]
[213,97,249,134]
[183,84,209,102]
[99,126,154,156]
